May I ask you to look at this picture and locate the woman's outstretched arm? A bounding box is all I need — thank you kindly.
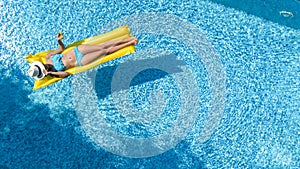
[49,71,69,78]
[43,69,69,78]
[46,33,65,59]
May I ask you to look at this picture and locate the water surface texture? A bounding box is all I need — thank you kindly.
[0,0,299,168]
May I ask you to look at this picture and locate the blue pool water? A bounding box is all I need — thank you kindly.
[211,0,300,29]
[1,0,299,168]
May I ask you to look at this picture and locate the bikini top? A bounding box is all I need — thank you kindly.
[49,54,66,71]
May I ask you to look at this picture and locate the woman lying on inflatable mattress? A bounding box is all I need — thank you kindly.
[27,33,138,79]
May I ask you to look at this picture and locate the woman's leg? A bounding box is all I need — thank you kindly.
[78,37,135,55]
[106,38,137,54]
[80,38,137,66]
[98,37,135,49]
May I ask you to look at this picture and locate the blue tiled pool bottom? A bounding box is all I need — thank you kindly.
[210,0,300,29]
[0,0,299,168]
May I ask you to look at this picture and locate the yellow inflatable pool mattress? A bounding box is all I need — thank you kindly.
[25,25,135,90]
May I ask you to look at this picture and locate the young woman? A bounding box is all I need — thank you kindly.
[27,33,138,79]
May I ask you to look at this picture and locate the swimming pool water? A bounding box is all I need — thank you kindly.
[0,0,299,168]
[210,0,300,29]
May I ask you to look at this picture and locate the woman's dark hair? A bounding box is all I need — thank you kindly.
[43,64,59,77]
[44,64,57,72]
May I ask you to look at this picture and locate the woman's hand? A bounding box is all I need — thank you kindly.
[43,69,48,76]
[57,32,64,41]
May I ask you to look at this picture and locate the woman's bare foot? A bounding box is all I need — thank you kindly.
[129,38,138,45]
[131,37,138,44]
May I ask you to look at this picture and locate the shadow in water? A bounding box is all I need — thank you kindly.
[0,74,107,168]
[0,165,9,169]
[0,55,207,168]
[95,54,186,99]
